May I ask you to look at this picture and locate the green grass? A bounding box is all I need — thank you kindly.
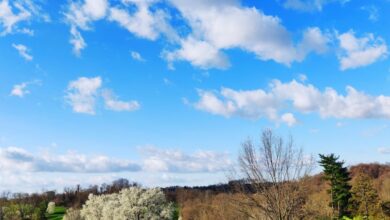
[46,206,66,220]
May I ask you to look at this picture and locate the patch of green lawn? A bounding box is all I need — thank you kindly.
[46,206,66,220]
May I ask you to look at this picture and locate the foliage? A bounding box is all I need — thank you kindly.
[63,208,83,220]
[382,201,390,217]
[350,173,380,218]
[319,154,352,218]
[80,187,174,220]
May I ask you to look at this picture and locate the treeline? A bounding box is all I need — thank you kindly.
[0,130,389,220]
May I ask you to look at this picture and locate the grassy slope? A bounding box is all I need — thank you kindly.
[46,206,66,220]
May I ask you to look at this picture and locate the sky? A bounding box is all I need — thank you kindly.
[0,0,390,193]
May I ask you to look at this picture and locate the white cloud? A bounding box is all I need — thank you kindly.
[192,79,390,124]
[65,0,176,55]
[65,76,140,114]
[109,1,170,41]
[164,37,230,69]
[164,0,329,69]
[140,146,232,173]
[65,0,109,54]
[130,51,145,61]
[338,31,388,70]
[65,76,102,115]
[102,89,140,112]
[281,113,298,127]
[10,82,29,97]
[282,0,349,12]
[0,145,232,174]
[0,0,31,35]
[12,43,33,61]
[0,0,48,35]
[378,147,390,154]
[0,147,141,173]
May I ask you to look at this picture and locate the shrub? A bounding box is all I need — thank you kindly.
[46,201,55,214]
[81,187,174,220]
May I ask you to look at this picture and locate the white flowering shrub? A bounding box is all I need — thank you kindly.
[81,187,174,220]
[46,202,55,214]
[63,208,83,220]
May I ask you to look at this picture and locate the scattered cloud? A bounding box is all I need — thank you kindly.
[108,1,175,41]
[192,79,390,124]
[0,147,141,173]
[140,146,232,173]
[130,51,145,62]
[12,43,33,61]
[378,147,390,154]
[0,0,49,35]
[102,89,140,112]
[10,80,40,97]
[65,76,102,115]
[64,0,109,54]
[361,5,379,22]
[338,31,388,70]
[65,0,176,55]
[65,76,140,114]
[282,0,350,12]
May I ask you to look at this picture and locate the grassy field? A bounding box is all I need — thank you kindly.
[46,206,66,220]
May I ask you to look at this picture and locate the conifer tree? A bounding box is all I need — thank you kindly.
[319,154,352,219]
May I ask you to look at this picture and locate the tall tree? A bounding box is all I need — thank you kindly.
[237,129,313,220]
[350,173,379,219]
[319,154,352,219]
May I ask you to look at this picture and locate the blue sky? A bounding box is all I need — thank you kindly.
[0,0,390,192]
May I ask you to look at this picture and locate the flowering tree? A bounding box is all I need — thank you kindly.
[46,202,55,214]
[81,187,174,220]
[63,208,83,220]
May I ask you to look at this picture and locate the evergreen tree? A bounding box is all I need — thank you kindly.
[350,173,379,219]
[319,154,352,219]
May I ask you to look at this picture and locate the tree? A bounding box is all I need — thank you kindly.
[237,129,313,220]
[350,173,380,219]
[319,154,352,219]
[64,208,83,220]
[80,187,174,220]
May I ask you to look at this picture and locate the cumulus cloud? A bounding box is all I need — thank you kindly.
[338,31,388,70]
[65,0,176,55]
[10,80,40,97]
[12,43,33,61]
[282,0,349,12]
[108,1,175,41]
[140,146,232,173]
[65,76,141,114]
[10,82,29,97]
[0,147,141,173]
[281,113,298,127]
[102,89,140,112]
[65,76,102,114]
[164,0,329,69]
[192,79,390,125]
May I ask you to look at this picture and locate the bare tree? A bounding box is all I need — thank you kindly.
[236,129,313,220]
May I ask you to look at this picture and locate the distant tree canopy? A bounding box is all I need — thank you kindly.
[319,154,352,219]
[350,173,380,218]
